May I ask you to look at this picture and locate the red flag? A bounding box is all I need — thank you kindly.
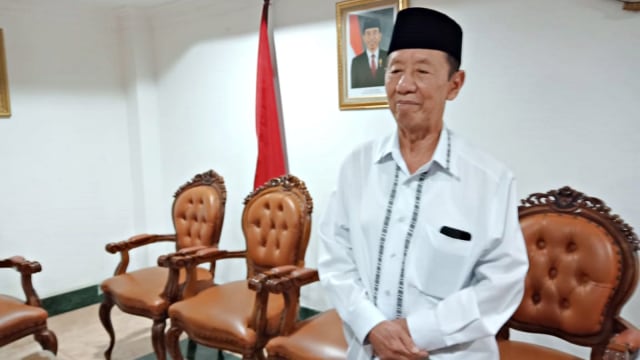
[349,15,363,55]
[254,0,287,190]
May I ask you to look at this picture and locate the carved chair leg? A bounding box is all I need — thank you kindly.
[34,328,58,355]
[152,319,167,360]
[99,297,115,359]
[186,338,197,360]
[166,324,185,360]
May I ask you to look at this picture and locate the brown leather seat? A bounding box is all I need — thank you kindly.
[265,308,347,360]
[497,186,640,360]
[165,174,313,360]
[99,170,226,360]
[0,256,57,355]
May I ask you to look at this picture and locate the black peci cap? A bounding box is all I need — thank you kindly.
[388,7,463,63]
[362,17,381,32]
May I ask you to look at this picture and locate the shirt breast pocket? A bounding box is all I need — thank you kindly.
[407,223,473,299]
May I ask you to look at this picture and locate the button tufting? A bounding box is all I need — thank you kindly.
[532,293,541,304]
[548,267,558,279]
[561,298,570,309]
[537,239,546,249]
[580,274,590,285]
[566,241,577,252]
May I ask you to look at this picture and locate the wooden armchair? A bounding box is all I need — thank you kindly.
[0,256,57,355]
[164,174,313,360]
[99,169,226,360]
[498,186,640,360]
[263,267,347,360]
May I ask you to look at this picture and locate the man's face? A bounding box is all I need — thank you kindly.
[363,27,382,52]
[385,49,464,132]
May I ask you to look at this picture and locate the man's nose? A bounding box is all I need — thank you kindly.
[396,73,417,93]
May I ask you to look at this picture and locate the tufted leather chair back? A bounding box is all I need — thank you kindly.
[242,174,313,278]
[506,186,639,348]
[172,170,227,250]
[99,170,226,360]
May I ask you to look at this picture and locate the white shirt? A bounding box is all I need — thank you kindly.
[318,127,529,360]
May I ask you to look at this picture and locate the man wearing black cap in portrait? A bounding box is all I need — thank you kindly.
[319,7,528,360]
[350,17,387,88]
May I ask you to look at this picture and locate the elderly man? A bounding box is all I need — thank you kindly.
[319,7,529,360]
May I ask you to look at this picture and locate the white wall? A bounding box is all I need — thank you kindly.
[0,0,142,297]
[0,0,637,357]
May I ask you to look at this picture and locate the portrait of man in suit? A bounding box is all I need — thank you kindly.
[350,17,387,89]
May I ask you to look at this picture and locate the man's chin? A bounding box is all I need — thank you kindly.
[393,111,420,124]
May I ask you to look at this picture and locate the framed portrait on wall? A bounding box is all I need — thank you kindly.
[336,0,407,110]
[0,29,10,118]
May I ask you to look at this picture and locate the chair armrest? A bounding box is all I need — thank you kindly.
[245,265,302,337]
[161,247,246,301]
[261,267,320,336]
[0,256,43,307]
[264,267,319,293]
[156,245,213,301]
[193,247,246,264]
[105,233,176,253]
[166,247,246,269]
[248,265,299,292]
[607,319,640,358]
[0,256,41,273]
[105,233,176,275]
[157,245,207,267]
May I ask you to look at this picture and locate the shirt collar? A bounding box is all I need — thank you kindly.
[374,126,456,177]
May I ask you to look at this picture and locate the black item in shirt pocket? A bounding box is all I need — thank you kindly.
[439,226,472,241]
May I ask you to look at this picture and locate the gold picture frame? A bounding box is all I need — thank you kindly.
[336,0,407,110]
[0,29,10,118]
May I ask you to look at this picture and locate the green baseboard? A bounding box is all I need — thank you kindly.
[299,306,320,320]
[41,285,103,317]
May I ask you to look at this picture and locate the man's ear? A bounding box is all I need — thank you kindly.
[447,70,465,100]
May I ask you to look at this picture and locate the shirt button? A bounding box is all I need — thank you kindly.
[398,216,406,222]
[390,253,396,258]
[385,290,391,296]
